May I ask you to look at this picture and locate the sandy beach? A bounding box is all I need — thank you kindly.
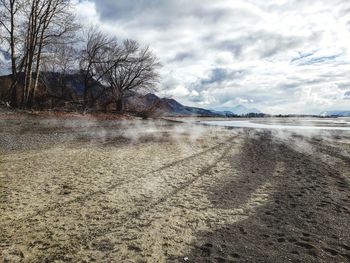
[1,113,350,262]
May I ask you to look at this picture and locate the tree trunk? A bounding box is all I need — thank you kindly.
[83,75,90,111]
[9,0,18,107]
[32,54,42,108]
[32,0,53,109]
[24,0,40,109]
[115,97,123,113]
[24,3,35,108]
[9,83,17,107]
[25,67,33,108]
[32,50,43,108]
[22,54,29,106]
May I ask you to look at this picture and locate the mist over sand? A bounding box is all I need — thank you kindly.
[1,113,350,262]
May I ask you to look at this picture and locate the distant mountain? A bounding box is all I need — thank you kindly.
[125,93,224,117]
[213,105,262,115]
[320,111,350,117]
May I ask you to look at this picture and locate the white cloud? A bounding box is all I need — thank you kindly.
[74,0,350,114]
[168,85,190,98]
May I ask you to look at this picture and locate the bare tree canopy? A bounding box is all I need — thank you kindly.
[0,3,161,113]
[0,0,79,107]
[103,41,161,112]
[79,26,119,109]
[79,27,160,112]
[0,0,23,107]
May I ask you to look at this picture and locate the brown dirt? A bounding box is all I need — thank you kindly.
[0,115,349,262]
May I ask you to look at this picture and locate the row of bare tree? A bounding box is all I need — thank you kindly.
[0,0,160,112]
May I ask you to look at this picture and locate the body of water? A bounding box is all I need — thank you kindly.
[200,119,350,131]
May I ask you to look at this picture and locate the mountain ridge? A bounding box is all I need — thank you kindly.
[0,72,264,117]
[125,93,266,117]
[320,110,350,117]
[212,105,262,115]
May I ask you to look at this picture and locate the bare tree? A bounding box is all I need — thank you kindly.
[0,0,24,107]
[103,41,161,112]
[23,0,78,108]
[80,29,161,113]
[79,26,127,110]
[0,0,78,108]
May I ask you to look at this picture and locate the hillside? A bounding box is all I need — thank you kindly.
[125,93,226,117]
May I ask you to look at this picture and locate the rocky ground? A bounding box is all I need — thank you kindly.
[0,112,349,262]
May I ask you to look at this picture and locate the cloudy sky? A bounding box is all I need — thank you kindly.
[74,0,350,114]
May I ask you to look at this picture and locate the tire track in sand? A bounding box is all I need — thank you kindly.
[1,137,239,262]
[6,136,236,261]
[81,138,284,262]
[0,138,236,228]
